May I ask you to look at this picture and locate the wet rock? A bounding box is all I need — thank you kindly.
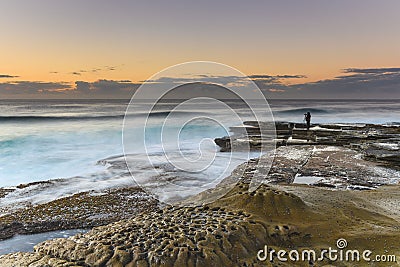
[16,181,53,189]
[0,188,15,199]
[215,121,400,169]
[0,187,159,240]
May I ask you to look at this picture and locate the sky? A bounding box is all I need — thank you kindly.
[0,0,399,99]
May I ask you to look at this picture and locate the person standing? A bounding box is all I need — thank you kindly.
[304,112,311,130]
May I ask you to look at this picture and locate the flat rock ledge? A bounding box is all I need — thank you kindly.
[215,121,400,170]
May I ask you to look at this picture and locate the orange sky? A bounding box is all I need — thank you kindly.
[1,0,399,96]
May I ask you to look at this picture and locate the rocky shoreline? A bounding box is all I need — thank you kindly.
[0,122,399,266]
[0,185,159,240]
[215,121,400,169]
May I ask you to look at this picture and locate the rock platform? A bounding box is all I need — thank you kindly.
[215,121,400,170]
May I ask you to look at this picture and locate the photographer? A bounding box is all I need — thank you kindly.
[304,112,311,130]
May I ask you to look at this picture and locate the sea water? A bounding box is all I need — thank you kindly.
[0,229,88,255]
[0,99,399,209]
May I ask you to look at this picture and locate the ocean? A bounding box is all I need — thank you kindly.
[0,99,399,209]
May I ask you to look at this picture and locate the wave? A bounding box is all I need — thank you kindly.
[0,111,210,122]
[386,122,400,126]
[276,108,330,115]
[145,110,209,117]
[0,115,125,122]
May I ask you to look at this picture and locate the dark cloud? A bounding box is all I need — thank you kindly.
[0,67,398,99]
[142,75,247,86]
[276,74,306,79]
[248,75,274,79]
[268,88,286,93]
[249,74,306,94]
[74,81,91,94]
[0,79,139,99]
[138,70,399,99]
[248,74,306,79]
[0,81,72,97]
[144,74,306,87]
[343,68,400,74]
[261,67,400,99]
[73,79,140,98]
[60,65,121,76]
[0,74,19,78]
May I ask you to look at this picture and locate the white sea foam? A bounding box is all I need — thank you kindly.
[373,143,399,150]
[0,168,135,215]
[293,174,323,185]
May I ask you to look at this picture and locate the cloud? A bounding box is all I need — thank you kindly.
[143,75,251,89]
[248,75,274,79]
[0,74,19,78]
[51,65,122,76]
[0,79,139,99]
[269,88,285,93]
[262,67,400,99]
[73,79,140,98]
[249,74,306,79]
[276,74,307,79]
[138,71,397,99]
[136,74,307,99]
[343,68,400,74]
[144,73,306,88]
[0,67,398,99]
[249,74,305,94]
[0,81,72,97]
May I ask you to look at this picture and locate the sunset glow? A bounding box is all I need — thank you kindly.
[1,0,399,98]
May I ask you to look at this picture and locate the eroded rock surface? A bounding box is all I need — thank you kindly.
[2,181,399,266]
